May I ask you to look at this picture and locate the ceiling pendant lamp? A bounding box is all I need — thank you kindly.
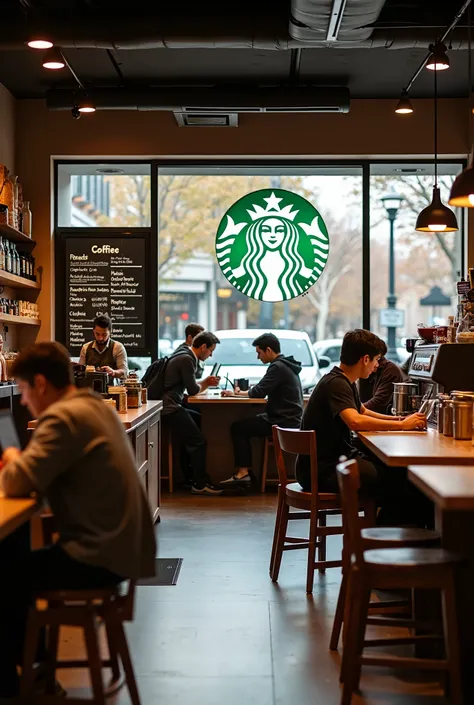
[449,5,474,207]
[42,47,65,70]
[395,91,414,114]
[416,65,458,232]
[78,96,96,113]
[426,42,450,71]
[27,37,53,50]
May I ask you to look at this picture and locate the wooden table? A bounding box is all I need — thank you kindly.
[358,428,474,467]
[0,493,38,541]
[409,464,474,703]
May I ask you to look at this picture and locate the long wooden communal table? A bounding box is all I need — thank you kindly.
[29,401,163,523]
[357,427,474,466]
[408,464,474,703]
[0,493,39,541]
[183,393,310,482]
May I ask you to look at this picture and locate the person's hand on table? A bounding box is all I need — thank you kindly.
[202,375,220,389]
[221,390,234,397]
[400,412,427,431]
[1,447,21,467]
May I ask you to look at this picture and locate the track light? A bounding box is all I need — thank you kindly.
[42,47,65,70]
[78,97,96,113]
[27,37,53,50]
[395,91,414,114]
[426,43,450,71]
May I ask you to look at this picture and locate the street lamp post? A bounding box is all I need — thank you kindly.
[380,190,404,362]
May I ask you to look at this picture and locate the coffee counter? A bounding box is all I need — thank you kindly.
[357,428,474,466]
[28,401,163,523]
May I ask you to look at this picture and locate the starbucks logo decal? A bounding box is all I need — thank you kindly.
[215,189,329,302]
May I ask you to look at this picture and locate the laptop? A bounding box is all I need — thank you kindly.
[0,411,21,453]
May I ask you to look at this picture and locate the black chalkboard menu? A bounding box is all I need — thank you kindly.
[65,237,148,354]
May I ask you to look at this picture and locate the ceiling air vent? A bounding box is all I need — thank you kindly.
[95,167,125,174]
[174,112,238,127]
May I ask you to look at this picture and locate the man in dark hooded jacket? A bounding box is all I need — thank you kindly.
[221,332,303,485]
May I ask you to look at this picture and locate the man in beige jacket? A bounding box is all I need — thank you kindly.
[0,342,156,701]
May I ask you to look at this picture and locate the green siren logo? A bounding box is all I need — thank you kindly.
[215,189,329,302]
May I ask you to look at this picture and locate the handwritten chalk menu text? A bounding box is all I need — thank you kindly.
[66,238,146,351]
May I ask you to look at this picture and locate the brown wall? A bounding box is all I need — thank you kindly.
[0,83,15,172]
[15,97,471,340]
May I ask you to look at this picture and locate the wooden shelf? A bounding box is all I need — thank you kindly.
[0,314,40,327]
[0,224,35,246]
[0,270,40,290]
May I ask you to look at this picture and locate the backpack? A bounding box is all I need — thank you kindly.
[142,357,171,400]
[142,348,190,400]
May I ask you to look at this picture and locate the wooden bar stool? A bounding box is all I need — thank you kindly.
[260,437,276,493]
[330,459,441,652]
[21,580,141,705]
[270,426,375,594]
[161,425,174,493]
[336,459,463,705]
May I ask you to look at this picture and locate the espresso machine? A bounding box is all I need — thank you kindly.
[408,343,474,426]
[73,364,110,394]
[408,343,474,395]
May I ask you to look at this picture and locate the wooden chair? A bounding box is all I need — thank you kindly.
[336,458,463,705]
[20,580,141,705]
[161,425,174,493]
[260,437,277,493]
[330,458,441,652]
[269,426,375,594]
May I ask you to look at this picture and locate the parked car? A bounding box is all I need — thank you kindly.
[313,337,410,369]
[203,329,329,393]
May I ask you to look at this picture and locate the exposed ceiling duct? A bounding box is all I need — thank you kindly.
[45,86,351,113]
[290,0,387,44]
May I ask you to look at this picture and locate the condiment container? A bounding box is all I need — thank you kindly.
[453,400,473,440]
[108,385,128,414]
[443,399,454,437]
[437,394,450,434]
[141,387,148,404]
[125,373,142,408]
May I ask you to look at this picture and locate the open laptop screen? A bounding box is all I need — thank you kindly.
[0,411,21,452]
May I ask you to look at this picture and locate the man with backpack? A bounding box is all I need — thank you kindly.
[162,331,223,495]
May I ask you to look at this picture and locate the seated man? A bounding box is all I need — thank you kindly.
[163,330,223,495]
[173,322,205,379]
[222,332,303,485]
[0,342,156,700]
[297,329,427,525]
[358,340,404,414]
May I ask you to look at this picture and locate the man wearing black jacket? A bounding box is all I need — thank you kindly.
[163,331,223,495]
[221,332,303,485]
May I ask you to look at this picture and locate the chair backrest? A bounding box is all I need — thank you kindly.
[336,458,365,568]
[272,425,318,495]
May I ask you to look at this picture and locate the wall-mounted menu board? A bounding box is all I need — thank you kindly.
[65,236,149,355]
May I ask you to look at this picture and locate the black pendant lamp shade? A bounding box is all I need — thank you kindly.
[416,186,459,231]
[415,59,458,233]
[395,91,414,114]
[449,164,474,207]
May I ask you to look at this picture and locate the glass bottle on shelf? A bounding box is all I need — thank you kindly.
[0,237,5,271]
[13,245,20,276]
[5,241,12,273]
[25,252,32,280]
[31,254,36,281]
[21,201,32,237]
[8,175,18,230]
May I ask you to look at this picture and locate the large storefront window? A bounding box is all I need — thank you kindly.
[57,163,151,228]
[157,166,363,354]
[369,163,463,361]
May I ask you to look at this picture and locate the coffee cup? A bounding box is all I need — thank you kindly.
[237,378,250,391]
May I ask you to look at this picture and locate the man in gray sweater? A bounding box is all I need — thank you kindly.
[163,331,222,495]
[0,342,156,700]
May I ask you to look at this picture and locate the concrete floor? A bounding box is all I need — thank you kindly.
[59,493,448,705]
